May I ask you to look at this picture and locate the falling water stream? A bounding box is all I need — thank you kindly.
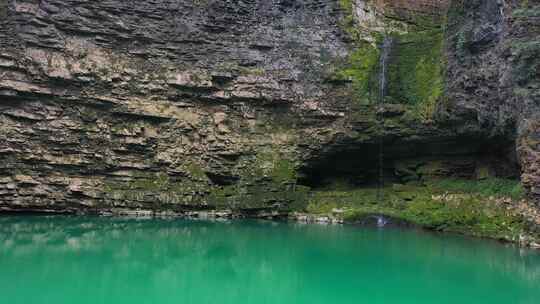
[378,37,393,103]
[376,36,393,204]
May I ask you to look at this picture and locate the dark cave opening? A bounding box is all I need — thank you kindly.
[298,136,521,189]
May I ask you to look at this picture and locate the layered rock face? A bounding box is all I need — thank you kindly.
[445,0,540,203]
[0,0,355,213]
[0,0,538,214]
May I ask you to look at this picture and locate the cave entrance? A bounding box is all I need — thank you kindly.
[298,136,520,189]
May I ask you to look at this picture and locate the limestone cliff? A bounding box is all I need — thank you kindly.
[0,0,538,219]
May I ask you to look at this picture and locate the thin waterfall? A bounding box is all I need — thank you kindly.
[378,37,392,103]
[376,36,393,202]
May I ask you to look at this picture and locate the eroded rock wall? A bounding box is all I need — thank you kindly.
[0,0,355,213]
[445,0,540,203]
[0,0,538,214]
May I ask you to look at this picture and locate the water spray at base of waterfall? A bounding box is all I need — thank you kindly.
[376,215,389,228]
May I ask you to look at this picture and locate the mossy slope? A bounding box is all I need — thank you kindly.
[306,178,534,242]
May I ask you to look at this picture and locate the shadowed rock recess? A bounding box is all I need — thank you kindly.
[0,0,539,228]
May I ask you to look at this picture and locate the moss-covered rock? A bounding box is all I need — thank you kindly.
[335,42,381,103]
[336,0,446,119]
[386,29,445,120]
[305,178,534,242]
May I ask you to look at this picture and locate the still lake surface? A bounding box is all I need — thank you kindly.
[0,216,539,304]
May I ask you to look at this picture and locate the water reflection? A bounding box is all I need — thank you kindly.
[0,216,539,304]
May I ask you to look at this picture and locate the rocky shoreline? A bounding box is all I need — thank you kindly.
[5,204,540,249]
[110,209,540,249]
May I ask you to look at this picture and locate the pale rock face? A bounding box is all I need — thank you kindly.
[353,1,385,36]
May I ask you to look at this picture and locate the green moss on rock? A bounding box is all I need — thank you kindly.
[336,43,381,103]
[386,29,445,119]
[306,178,528,241]
[103,171,209,206]
[252,151,298,183]
[182,162,207,180]
[208,185,237,207]
[338,0,361,40]
[336,0,448,118]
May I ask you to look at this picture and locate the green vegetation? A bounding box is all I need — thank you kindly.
[103,171,208,206]
[306,178,527,240]
[101,149,307,211]
[208,185,238,207]
[386,29,445,120]
[249,150,298,183]
[182,162,207,180]
[428,178,525,200]
[335,0,381,103]
[204,150,306,210]
[238,67,265,76]
[214,62,266,77]
[227,150,306,209]
[335,43,380,102]
[338,0,361,40]
[335,0,446,119]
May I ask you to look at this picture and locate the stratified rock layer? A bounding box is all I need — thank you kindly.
[0,0,538,214]
[445,0,540,203]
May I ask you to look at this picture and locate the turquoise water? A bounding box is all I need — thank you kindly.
[0,216,539,304]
